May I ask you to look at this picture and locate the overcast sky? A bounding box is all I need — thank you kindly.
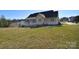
[0,10,79,19]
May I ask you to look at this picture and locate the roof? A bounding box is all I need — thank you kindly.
[27,10,58,18]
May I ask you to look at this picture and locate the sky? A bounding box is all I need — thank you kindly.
[59,10,79,18]
[0,10,44,19]
[0,10,79,19]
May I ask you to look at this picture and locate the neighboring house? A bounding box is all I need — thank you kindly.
[23,10,60,27]
[9,22,19,27]
[9,20,24,27]
[68,16,75,22]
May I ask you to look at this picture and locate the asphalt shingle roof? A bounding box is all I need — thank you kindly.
[28,10,58,18]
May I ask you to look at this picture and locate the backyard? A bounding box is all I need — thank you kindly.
[0,25,79,48]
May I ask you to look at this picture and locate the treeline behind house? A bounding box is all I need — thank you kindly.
[0,15,21,27]
[60,16,79,23]
[0,15,10,27]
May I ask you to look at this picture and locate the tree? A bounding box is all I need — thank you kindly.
[74,16,79,23]
[0,15,10,27]
[60,17,68,22]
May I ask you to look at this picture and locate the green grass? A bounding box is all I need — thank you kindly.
[0,25,79,49]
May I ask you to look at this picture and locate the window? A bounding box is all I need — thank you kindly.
[32,19,36,23]
[39,19,41,22]
[51,19,54,21]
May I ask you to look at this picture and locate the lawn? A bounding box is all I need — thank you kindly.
[0,25,79,49]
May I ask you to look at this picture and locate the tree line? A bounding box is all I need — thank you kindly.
[60,16,79,23]
[0,15,20,27]
[0,15,10,27]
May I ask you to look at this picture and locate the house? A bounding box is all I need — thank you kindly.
[68,16,75,22]
[21,10,60,27]
[9,20,25,27]
[9,10,60,27]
